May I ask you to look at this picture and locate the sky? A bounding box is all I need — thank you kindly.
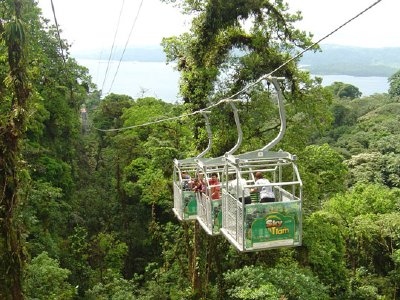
[37,0,192,53]
[37,0,400,53]
[286,0,399,48]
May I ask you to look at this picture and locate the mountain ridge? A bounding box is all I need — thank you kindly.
[73,44,400,77]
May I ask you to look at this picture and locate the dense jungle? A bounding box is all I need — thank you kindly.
[1,0,400,299]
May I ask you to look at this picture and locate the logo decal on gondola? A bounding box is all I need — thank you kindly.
[247,206,297,246]
[266,214,289,235]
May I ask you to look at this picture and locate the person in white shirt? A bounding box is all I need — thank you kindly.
[251,171,275,203]
[228,175,251,204]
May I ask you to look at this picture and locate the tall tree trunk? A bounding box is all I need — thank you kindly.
[183,223,193,281]
[0,0,30,299]
[203,235,214,299]
[191,222,201,299]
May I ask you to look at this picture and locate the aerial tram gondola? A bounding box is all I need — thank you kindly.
[195,101,243,235]
[173,112,213,221]
[220,76,303,252]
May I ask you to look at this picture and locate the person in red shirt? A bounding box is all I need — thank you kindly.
[209,173,221,200]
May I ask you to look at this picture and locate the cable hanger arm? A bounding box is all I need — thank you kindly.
[262,76,286,151]
[197,111,213,158]
[226,101,243,155]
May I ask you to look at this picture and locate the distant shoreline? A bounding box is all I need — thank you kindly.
[73,44,400,78]
[302,65,396,77]
[78,58,388,102]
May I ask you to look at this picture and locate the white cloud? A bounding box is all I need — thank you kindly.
[286,0,399,48]
[38,0,191,52]
[38,0,399,52]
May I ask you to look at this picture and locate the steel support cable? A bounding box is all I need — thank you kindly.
[107,0,144,95]
[94,0,383,132]
[100,0,126,95]
[93,98,235,132]
[50,0,66,64]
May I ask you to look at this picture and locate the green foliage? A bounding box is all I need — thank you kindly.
[320,185,400,298]
[324,184,400,222]
[388,69,400,97]
[134,222,193,299]
[224,264,329,300]
[24,252,76,300]
[346,152,384,186]
[299,144,348,213]
[23,180,66,256]
[227,282,280,300]
[161,0,322,153]
[302,212,348,295]
[318,94,397,153]
[135,261,193,300]
[346,152,400,188]
[325,81,362,99]
[33,155,73,193]
[347,267,389,300]
[85,274,139,300]
[331,101,357,128]
[90,232,128,280]
[92,93,133,131]
[62,226,92,296]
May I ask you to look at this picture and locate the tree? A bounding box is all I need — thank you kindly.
[321,185,400,298]
[85,276,138,300]
[299,144,348,213]
[346,152,384,186]
[346,151,400,188]
[89,232,128,282]
[330,101,357,128]
[0,0,93,297]
[388,69,400,97]
[223,264,329,300]
[161,0,318,143]
[0,1,31,298]
[301,212,348,296]
[325,81,362,99]
[24,252,75,300]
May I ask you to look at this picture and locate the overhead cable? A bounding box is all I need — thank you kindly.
[93,98,236,132]
[229,0,384,99]
[94,0,383,132]
[50,0,66,64]
[107,0,145,95]
[100,0,126,95]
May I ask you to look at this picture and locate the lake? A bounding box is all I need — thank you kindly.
[313,74,389,97]
[78,59,389,103]
[78,59,181,103]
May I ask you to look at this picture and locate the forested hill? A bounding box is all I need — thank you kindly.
[300,44,400,76]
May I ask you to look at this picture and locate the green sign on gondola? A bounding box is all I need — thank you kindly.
[251,212,294,242]
[245,202,300,248]
[183,191,197,218]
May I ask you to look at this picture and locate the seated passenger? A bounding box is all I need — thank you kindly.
[228,175,251,204]
[208,172,221,200]
[251,171,275,203]
[181,171,192,191]
[193,174,206,193]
